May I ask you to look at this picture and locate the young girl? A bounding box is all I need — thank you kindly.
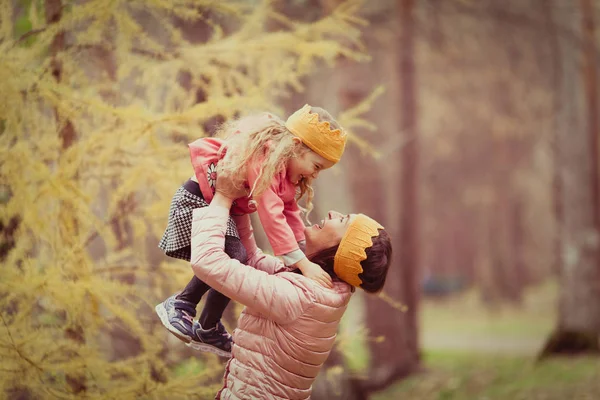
[155,104,347,357]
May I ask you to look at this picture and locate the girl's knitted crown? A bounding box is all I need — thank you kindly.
[284,104,347,163]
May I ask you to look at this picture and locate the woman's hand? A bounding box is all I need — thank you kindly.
[215,164,249,200]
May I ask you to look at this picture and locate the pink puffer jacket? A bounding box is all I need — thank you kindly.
[190,206,353,400]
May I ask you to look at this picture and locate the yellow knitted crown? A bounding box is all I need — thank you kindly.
[284,104,347,163]
[334,214,385,287]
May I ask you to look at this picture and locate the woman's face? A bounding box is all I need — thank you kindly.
[305,211,357,256]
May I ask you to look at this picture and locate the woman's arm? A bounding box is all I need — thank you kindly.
[190,199,311,324]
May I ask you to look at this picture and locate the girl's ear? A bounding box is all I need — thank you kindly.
[291,136,305,156]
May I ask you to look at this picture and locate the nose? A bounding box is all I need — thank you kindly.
[311,170,320,179]
[328,210,343,219]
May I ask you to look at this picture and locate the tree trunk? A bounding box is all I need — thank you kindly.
[543,0,565,277]
[540,0,600,358]
[396,0,421,366]
[580,0,600,230]
[345,1,422,393]
[340,0,421,393]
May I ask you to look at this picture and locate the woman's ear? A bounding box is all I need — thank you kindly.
[291,136,302,145]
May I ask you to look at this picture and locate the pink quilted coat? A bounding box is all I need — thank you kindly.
[190,205,354,400]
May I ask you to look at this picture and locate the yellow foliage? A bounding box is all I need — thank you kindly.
[0,0,370,397]
[337,85,385,158]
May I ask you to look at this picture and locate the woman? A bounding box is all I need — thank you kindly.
[190,172,392,400]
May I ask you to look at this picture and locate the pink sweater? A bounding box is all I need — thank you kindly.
[189,138,305,256]
[190,206,353,400]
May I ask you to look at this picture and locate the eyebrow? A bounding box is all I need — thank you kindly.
[344,215,350,226]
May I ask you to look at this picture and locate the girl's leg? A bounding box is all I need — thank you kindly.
[156,257,205,342]
[156,182,210,343]
[199,289,231,329]
[176,273,210,305]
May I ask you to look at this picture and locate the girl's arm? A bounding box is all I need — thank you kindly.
[282,199,306,243]
[246,163,300,256]
[230,214,258,256]
[231,214,286,275]
[190,201,310,324]
[246,163,333,288]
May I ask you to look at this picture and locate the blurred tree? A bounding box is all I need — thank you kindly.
[542,0,566,279]
[394,0,421,380]
[540,0,600,357]
[0,0,369,397]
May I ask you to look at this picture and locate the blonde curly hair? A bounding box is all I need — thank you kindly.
[216,106,340,222]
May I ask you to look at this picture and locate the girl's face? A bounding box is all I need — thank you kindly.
[305,211,357,256]
[286,144,335,185]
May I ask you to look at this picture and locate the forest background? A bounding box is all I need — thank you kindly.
[1,0,599,399]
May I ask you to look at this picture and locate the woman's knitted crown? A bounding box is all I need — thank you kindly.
[334,214,385,287]
[285,104,347,163]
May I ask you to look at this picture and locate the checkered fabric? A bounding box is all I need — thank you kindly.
[159,185,239,261]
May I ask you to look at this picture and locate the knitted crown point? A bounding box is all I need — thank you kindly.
[333,214,384,287]
[284,104,347,163]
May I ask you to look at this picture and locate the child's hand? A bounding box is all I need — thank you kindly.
[296,258,333,289]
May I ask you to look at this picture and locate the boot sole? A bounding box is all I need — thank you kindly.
[187,341,232,358]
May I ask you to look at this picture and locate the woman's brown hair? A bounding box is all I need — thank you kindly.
[308,229,392,293]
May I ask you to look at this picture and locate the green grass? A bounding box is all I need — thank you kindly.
[420,282,557,353]
[373,350,600,400]
[373,281,600,399]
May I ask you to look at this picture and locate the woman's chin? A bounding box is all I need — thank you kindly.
[304,227,316,239]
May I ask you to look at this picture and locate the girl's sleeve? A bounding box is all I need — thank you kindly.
[246,248,289,275]
[190,206,310,324]
[282,199,306,243]
[247,162,300,256]
[231,214,258,256]
[231,214,287,275]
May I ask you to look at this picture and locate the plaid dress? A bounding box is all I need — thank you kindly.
[158,181,239,261]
